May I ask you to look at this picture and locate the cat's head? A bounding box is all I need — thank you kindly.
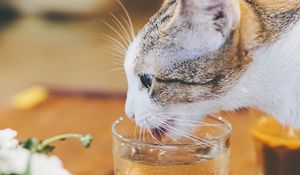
[125,0,250,138]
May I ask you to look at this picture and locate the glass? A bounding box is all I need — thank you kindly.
[252,116,300,175]
[112,116,232,175]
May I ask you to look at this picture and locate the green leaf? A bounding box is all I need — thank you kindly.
[20,138,38,151]
[36,145,55,154]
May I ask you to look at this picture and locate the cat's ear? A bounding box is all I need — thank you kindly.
[164,0,240,53]
[179,0,241,31]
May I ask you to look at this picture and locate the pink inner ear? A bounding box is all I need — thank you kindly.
[179,0,240,30]
[206,4,223,12]
[206,4,225,21]
[206,0,240,29]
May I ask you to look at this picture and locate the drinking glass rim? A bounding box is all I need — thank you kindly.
[112,115,232,148]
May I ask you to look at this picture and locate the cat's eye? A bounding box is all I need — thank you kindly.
[140,74,154,91]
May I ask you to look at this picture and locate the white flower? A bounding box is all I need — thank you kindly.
[0,148,29,174]
[31,154,72,175]
[0,129,19,150]
[0,148,72,175]
[0,129,71,175]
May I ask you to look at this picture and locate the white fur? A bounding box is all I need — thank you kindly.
[125,31,231,137]
[125,2,300,137]
[125,30,216,135]
[125,36,165,128]
[223,20,300,128]
[138,0,241,71]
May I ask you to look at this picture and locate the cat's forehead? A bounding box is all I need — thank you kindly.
[147,0,178,29]
[132,0,181,74]
[138,0,179,49]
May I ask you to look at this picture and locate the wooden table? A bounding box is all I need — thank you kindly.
[0,95,259,175]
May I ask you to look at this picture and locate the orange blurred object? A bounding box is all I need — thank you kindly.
[252,117,300,175]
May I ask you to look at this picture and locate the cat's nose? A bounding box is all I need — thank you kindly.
[125,98,135,120]
[125,104,135,120]
[128,114,135,120]
[126,112,135,120]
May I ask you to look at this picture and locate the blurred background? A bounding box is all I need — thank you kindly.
[0,0,161,106]
[0,1,262,175]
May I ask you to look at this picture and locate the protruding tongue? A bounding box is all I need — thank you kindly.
[150,127,167,141]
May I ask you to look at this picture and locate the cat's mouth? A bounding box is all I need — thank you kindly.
[150,119,174,141]
[150,127,167,141]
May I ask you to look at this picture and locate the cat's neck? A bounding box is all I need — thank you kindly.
[240,0,300,51]
[227,19,300,127]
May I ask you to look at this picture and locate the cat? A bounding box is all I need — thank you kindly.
[124,0,300,139]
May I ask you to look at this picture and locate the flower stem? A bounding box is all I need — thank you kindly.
[40,134,93,148]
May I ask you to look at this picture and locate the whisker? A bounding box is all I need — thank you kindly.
[105,46,126,58]
[139,126,142,143]
[152,118,197,144]
[150,120,179,144]
[117,0,135,39]
[103,20,129,47]
[108,46,126,55]
[112,59,125,64]
[143,104,205,116]
[111,58,124,63]
[112,56,125,60]
[103,49,124,58]
[156,125,204,154]
[99,45,125,56]
[110,12,132,44]
[103,68,125,75]
[121,16,133,40]
[155,114,225,128]
[105,41,126,52]
[134,124,137,141]
[143,127,146,143]
[165,126,202,144]
[141,127,144,143]
[112,63,124,68]
[163,122,214,147]
[147,128,160,145]
[112,58,124,63]
[111,67,125,71]
[112,59,124,63]
[102,34,127,52]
